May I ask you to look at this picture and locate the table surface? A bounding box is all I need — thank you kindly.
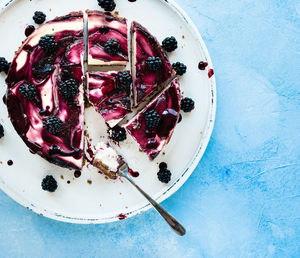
[0,0,299,257]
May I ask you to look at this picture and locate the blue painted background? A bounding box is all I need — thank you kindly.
[1,0,299,257]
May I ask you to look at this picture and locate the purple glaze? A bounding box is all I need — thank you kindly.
[132,21,172,106]
[125,78,181,160]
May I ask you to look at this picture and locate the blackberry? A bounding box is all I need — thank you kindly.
[19,83,37,100]
[162,36,178,52]
[43,116,63,135]
[145,109,161,128]
[33,11,46,24]
[116,71,132,91]
[104,38,120,56]
[172,62,187,76]
[0,57,9,73]
[98,0,116,12]
[0,123,4,139]
[157,167,171,183]
[146,57,162,71]
[39,34,57,53]
[41,175,58,192]
[59,79,79,100]
[181,97,195,112]
[110,125,126,142]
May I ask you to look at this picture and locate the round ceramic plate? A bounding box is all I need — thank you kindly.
[0,0,216,223]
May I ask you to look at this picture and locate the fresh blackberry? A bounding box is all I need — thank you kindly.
[110,125,127,142]
[0,123,4,139]
[33,11,46,24]
[104,38,120,56]
[59,79,79,101]
[39,34,57,53]
[41,175,58,192]
[116,71,132,91]
[43,116,63,135]
[172,62,187,76]
[157,167,171,183]
[145,109,161,128]
[98,0,116,12]
[181,97,195,112]
[19,83,37,100]
[146,57,162,71]
[162,36,178,52]
[0,57,9,73]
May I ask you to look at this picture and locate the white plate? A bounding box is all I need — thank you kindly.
[0,0,216,223]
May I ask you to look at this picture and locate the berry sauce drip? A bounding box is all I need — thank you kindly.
[74,170,81,178]
[208,68,214,78]
[128,0,136,2]
[177,113,182,124]
[7,160,13,166]
[198,61,208,70]
[159,162,168,170]
[117,213,127,220]
[128,168,139,177]
[25,25,35,37]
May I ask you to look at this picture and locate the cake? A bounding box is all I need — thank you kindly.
[124,78,181,160]
[5,12,85,169]
[131,21,173,106]
[87,10,129,66]
[93,142,124,179]
[86,71,131,127]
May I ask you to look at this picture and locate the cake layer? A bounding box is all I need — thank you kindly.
[5,12,85,169]
[87,10,129,66]
[124,78,181,160]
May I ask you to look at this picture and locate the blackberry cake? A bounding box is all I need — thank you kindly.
[124,78,181,160]
[87,10,129,66]
[131,21,174,106]
[86,71,131,127]
[5,12,85,169]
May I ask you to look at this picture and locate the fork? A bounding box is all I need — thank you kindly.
[118,162,186,236]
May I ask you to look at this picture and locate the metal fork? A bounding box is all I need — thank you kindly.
[118,163,186,236]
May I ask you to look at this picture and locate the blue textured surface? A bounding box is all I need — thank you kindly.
[1,0,300,257]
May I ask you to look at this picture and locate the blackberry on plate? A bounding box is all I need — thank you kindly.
[39,34,57,53]
[41,175,58,192]
[0,123,4,139]
[33,11,46,24]
[116,71,132,91]
[43,116,63,135]
[162,36,178,52]
[145,109,161,128]
[172,62,187,76]
[181,97,195,112]
[59,78,79,100]
[146,57,162,71]
[19,83,37,100]
[110,125,127,142]
[0,57,9,73]
[104,38,120,56]
[98,0,116,12]
[157,167,171,183]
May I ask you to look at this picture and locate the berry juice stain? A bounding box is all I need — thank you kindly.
[208,69,214,78]
[7,160,13,166]
[198,61,208,70]
[159,162,168,170]
[128,0,136,2]
[128,168,139,177]
[25,25,35,37]
[117,213,127,220]
[74,170,81,178]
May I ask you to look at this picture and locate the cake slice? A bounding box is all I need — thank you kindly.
[87,10,129,66]
[86,71,131,127]
[93,142,124,179]
[131,21,173,106]
[5,12,85,169]
[124,78,181,160]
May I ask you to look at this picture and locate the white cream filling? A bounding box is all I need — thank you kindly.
[94,142,121,172]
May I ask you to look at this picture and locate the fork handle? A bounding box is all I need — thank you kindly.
[122,174,186,236]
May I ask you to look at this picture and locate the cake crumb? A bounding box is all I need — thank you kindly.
[125,206,128,209]
[139,148,143,152]
[162,152,166,155]
[49,8,52,12]
[114,11,119,15]
[0,161,2,165]
[200,131,203,134]
[60,175,64,180]
[105,176,109,180]
[182,35,185,39]
[119,192,122,195]
[87,180,92,184]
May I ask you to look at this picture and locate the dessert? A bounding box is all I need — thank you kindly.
[124,78,181,160]
[5,12,85,169]
[93,142,124,179]
[87,10,128,66]
[87,71,131,127]
[131,21,173,106]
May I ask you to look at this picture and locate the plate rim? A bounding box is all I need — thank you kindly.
[0,0,216,224]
